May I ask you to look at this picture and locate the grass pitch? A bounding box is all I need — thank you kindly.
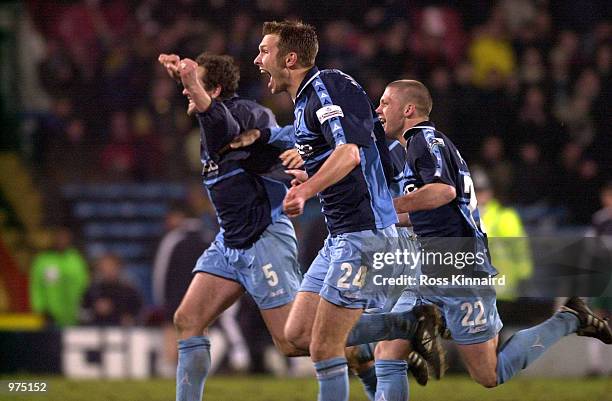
[1,375,611,401]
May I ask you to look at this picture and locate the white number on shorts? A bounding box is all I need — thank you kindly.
[262,264,278,287]
[352,266,367,288]
[460,300,487,327]
[337,263,367,289]
[337,263,352,289]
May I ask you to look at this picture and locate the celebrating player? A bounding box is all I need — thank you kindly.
[158,52,304,401]
[376,79,612,393]
[253,21,444,401]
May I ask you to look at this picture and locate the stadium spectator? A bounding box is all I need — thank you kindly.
[513,86,566,155]
[81,253,143,326]
[45,118,96,183]
[468,6,516,89]
[512,143,552,208]
[476,136,513,203]
[473,169,534,323]
[132,108,165,180]
[100,111,137,180]
[29,226,89,327]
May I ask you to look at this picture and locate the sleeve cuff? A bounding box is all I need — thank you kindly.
[260,128,272,144]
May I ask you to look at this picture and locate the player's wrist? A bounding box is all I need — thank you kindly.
[297,181,316,200]
[393,196,409,214]
[183,80,201,91]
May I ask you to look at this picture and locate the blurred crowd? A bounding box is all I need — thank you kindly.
[22,0,610,227]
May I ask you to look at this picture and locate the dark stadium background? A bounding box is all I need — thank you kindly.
[0,0,610,398]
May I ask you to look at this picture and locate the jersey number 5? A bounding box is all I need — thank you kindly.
[262,264,279,287]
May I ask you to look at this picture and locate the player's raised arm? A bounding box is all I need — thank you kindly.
[179,58,213,114]
[229,124,296,150]
[158,53,181,82]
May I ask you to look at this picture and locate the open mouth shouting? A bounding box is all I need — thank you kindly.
[260,68,274,91]
[379,116,386,128]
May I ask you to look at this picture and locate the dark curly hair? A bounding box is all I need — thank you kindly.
[195,53,240,99]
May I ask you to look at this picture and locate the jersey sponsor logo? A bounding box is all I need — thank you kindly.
[295,143,313,157]
[427,137,445,150]
[316,105,344,124]
[201,160,219,178]
[404,183,417,194]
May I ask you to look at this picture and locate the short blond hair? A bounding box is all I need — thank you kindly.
[387,80,433,117]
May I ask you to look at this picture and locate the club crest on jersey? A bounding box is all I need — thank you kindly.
[316,105,344,124]
[427,137,445,150]
[201,160,219,177]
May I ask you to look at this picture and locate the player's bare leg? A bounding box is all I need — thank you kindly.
[372,339,425,401]
[284,291,320,352]
[174,273,244,339]
[456,336,499,388]
[286,295,383,401]
[260,302,309,356]
[310,300,363,360]
[346,345,377,401]
[174,273,244,401]
[310,299,363,401]
[375,339,412,361]
[455,297,611,389]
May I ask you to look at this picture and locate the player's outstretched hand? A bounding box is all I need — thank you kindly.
[285,169,308,187]
[228,129,261,149]
[283,186,306,217]
[179,58,200,90]
[158,53,181,82]
[279,149,304,169]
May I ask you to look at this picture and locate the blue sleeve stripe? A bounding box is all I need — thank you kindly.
[359,148,382,227]
[422,129,444,177]
[388,140,401,151]
[311,77,347,146]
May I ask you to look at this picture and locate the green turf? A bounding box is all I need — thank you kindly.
[1,375,611,401]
